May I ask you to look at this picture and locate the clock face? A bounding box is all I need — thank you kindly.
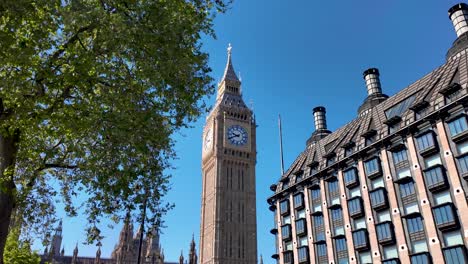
[227,125,248,146]
[204,128,213,151]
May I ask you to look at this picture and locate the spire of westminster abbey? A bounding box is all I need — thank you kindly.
[199,45,258,264]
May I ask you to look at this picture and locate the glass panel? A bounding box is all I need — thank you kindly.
[316,231,325,241]
[365,158,380,176]
[393,149,409,164]
[444,230,464,247]
[348,197,362,216]
[328,180,339,193]
[331,196,340,205]
[354,217,366,229]
[282,215,291,224]
[448,116,468,137]
[383,245,398,259]
[280,200,289,214]
[371,177,385,189]
[299,236,308,246]
[359,251,372,264]
[338,258,349,264]
[293,193,304,208]
[284,241,293,250]
[397,167,412,179]
[434,191,452,205]
[297,209,306,219]
[457,140,468,154]
[349,187,361,198]
[377,210,391,223]
[331,208,343,221]
[376,222,393,241]
[443,246,467,264]
[334,226,344,236]
[400,181,415,197]
[457,154,468,174]
[311,188,321,200]
[344,168,358,185]
[424,166,446,189]
[433,204,456,226]
[404,202,420,214]
[335,237,347,252]
[316,243,327,256]
[416,132,436,152]
[385,95,417,119]
[313,215,324,226]
[425,154,442,167]
[412,239,428,253]
[406,216,424,233]
[313,204,322,213]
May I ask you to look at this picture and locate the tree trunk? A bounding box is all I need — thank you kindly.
[0,133,18,264]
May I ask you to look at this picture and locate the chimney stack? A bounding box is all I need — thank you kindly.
[363,68,382,96]
[449,3,468,38]
[313,106,327,131]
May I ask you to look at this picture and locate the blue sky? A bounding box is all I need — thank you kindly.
[33,0,465,262]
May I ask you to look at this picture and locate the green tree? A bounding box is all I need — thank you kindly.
[3,228,40,264]
[0,0,230,261]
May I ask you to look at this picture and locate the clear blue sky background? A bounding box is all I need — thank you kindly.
[33,0,464,262]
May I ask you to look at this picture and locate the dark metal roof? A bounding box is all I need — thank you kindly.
[272,48,468,196]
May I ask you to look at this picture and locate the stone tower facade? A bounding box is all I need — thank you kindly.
[50,220,63,257]
[199,45,257,264]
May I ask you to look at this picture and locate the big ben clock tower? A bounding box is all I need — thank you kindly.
[199,45,257,264]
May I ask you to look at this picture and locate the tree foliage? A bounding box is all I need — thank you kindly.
[0,0,229,254]
[3,228,40,264]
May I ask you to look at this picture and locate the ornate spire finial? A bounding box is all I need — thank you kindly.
[219,43,240,85]
[227,43,232,55]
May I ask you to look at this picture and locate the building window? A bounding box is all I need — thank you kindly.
[349,187,361,198]
[348,197,364,218]
[377,210,391,223]
[364,157,381,177]
[352,229,369,251]
[433,190,452,206]
[282,179,290,190]
[385,94,417,119]
[345,147,354,157]
[344,167,359,188]
[376,222,395,244]
[354,217,366,229]
[334,225,345,236]
[280,200,290,215]
[457,140,468,154]
[330,208,343,221]
[415,132,437,154]
[404,202,420,215]
[371,177,385,189]
[296,209,306,219]
[370,188,388,210]
[316,243,327,257]
[281,224,292,241]
[406,215,424,234]
[283,250,293,264]
[295,219,307,236]
[410,252,431,264]
[313,215,324,227]
[424,154,442,167]
[297,246,309,263]
[411,240,428,254]
[338,258,349,264]
[366,136,376,146]
[328,179,339,193]
[448,115,468,137]
[282,215,291,225]
[443,230,464,247]
[383,245,399,260]
[423,165,448,192]
[392,148,409,164]
[443,245,468,264]
[396,167,412,180]
[456,153,468,177]
[311,188,321,200]
[294,193,304,209]
[315,231,325,242]
[433,203,458,230]
[295,173,303,183]
[382,260,399,264]
[327,156,336,167]
[335,237,347,252]
[399,181,415,197]
[359,251,372,264]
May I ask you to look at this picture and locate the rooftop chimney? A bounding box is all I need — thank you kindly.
[363,68,382,96]
[306,106,331,146]
[313,106,328,131]
[449,3,468,38]
[357,68,388,116]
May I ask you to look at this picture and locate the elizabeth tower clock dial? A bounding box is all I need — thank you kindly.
[199,44,257,264]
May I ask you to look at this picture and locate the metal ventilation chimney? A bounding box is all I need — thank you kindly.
[363,68,382,96]
[313,106,328,131]
[449,3,468,38]
[357,68,388,116]
[306,106,331,146]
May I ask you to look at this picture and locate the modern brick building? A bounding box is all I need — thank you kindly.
[268,3,468,264]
